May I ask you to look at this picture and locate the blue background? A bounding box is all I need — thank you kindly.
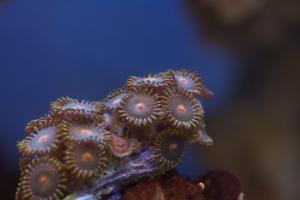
[0,0,239,197]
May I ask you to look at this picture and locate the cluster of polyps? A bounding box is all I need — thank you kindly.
[16,69,214,200]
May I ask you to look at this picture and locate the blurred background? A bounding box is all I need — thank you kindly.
[0,0,299,199]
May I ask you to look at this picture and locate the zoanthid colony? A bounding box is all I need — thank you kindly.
[16,69,214,200]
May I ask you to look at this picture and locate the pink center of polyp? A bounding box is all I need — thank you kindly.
[80,129,93,135]
[135,102,145,111]
[112,136,129,153]
[38,135,49,143]
[177,104,187,113]
[73,104,83,109]
[82,152,93,161]
[179,77,188,85]
[169,143,178,150]
[38,175,49,185]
